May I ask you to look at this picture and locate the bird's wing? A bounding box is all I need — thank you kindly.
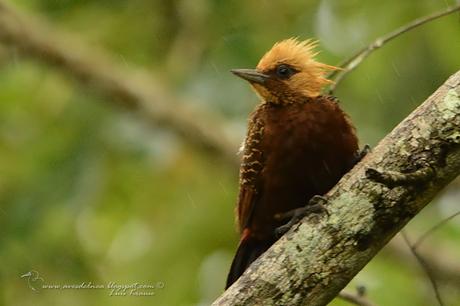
[236,112,265,233]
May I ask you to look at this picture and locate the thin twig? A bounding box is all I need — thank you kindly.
[327,4,460,93]
[413,210,460,249]
[386,237,460,285]
[338,290,377,306]
[401,231,444,306]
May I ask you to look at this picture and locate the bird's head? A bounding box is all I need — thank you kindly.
[232,38,338,104]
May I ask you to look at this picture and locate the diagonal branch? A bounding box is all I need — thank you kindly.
[401,231,444,306]
[413,210,460,249]
[386,235,460,286]
[0,0,239,166]
[327,4,460,93]
[213,71,460,305]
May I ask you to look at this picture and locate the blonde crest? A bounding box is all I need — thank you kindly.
[256,38,339,98]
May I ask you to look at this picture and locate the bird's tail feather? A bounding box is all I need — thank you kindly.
[225,235,273,289]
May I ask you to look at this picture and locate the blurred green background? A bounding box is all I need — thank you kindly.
[0,0,459,305]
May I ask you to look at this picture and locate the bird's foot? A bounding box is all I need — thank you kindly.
[274,195,329,238]
[354,144,371,164]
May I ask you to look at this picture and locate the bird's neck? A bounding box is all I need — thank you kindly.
[262,93,317,106]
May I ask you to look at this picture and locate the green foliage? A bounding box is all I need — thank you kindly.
[1,0,459,305]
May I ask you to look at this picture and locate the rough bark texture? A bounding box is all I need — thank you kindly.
[213,71,460,306]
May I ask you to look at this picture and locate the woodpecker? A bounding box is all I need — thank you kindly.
[226,38,360,289]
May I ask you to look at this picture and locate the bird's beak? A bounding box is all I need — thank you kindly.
[231,69,269,84]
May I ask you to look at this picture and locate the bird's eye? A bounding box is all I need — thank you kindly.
[275,64,295,79]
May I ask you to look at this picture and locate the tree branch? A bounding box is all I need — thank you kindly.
[413,210,460,249]
[400,231,444,306]
[327,4,460,93]
[385,235,460,286]
[0,0,239,166]
[212,71,460,305]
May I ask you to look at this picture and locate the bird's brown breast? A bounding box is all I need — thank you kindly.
[239,96,358,238]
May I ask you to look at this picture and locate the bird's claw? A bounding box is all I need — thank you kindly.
[274,195,329,238]
[309,195,329,209]
[354,144,371,164]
